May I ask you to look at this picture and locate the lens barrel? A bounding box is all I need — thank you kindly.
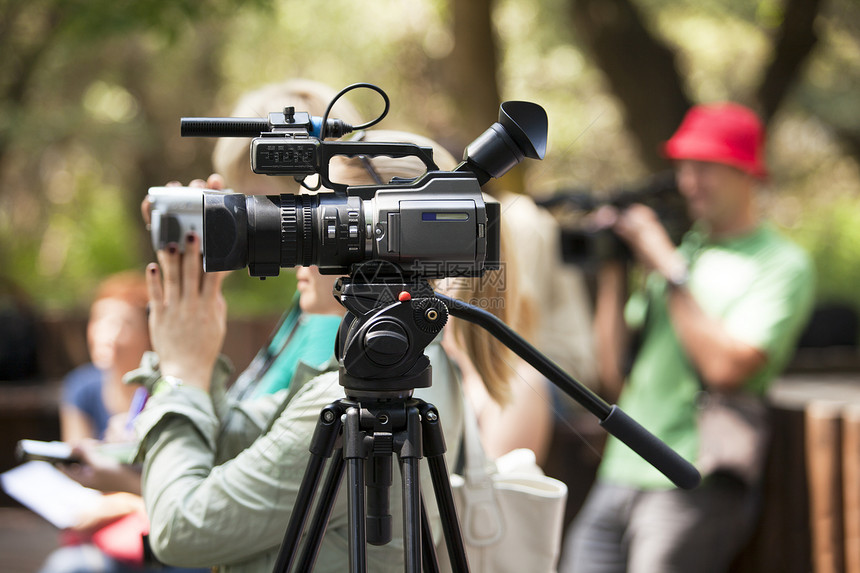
[203,192,366,277]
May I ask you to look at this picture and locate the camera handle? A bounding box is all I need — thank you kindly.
[434,292,701,491]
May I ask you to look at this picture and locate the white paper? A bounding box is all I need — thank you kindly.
[0,461,102,528]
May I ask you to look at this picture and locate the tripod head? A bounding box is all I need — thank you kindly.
[333,271,447,397]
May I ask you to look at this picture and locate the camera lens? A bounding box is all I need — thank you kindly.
[203,192,366,277]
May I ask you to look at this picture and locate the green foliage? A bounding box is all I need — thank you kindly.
[221,271,297,317]
[2,175,141,310]
[789,195,860,308]
[1,0,859,318]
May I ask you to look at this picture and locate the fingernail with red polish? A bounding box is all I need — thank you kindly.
[167,243,178,254]
[186,232,195,244]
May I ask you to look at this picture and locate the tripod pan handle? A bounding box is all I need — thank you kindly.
[600,405,701,490]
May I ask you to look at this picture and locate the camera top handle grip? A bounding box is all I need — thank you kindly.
[435,292,702,491]
[315,141,439,194]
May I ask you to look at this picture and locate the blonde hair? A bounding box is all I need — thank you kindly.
[440,225,533,406]
[212,79,364,192]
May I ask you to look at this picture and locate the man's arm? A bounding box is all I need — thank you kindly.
[613,204,766,391]
[665,285,767,390]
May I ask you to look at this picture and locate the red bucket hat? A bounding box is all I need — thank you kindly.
[662,103,768,180]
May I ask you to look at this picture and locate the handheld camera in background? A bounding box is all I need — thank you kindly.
[147,186,231,254]
[538,171,691,267]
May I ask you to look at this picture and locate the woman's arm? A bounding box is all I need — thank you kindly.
[140,372,345,566]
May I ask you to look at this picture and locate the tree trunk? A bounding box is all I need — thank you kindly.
[444,0,526,193]
[445,0,501,148]
[757,0,823,123]
[567,0,691,171]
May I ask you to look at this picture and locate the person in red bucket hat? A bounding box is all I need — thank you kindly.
[561,103,816,573]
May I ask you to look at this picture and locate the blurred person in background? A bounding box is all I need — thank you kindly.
[42,272,203,573]
[60,271,149,444]
[444,189,599,467]
[561,102,815,573]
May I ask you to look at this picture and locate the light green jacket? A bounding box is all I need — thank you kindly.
[135,340,463,573]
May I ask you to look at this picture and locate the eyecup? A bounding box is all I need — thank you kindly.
[498,101,548,160]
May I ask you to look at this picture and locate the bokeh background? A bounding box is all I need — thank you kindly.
[2,3,859,571]
[2,0,858,321]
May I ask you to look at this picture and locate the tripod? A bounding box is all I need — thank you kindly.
[272,275,701,573]
[272,276,468,573]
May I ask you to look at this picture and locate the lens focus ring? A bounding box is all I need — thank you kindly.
[280,195,299,267]
[280,194,315,268]
[299,194,313,267]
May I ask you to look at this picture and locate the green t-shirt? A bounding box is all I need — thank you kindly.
[598,223,815,489]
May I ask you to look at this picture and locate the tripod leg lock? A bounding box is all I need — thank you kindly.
[418,402,447,457]
[309,403,346,457]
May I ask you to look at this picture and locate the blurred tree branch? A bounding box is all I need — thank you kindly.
[443,0,501,142]
[757,0,824,122]
[564,0,827,170]
[567,0,690,171]
[0,1,69,173]
[443,0,526,192]
[0,0,268,189]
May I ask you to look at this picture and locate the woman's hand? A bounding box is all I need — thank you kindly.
[144,174,229,392]
[65,492,145,537]
[58,440,142,495]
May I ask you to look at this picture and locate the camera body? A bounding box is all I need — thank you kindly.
[147,187,231,253]
[175,91,546,280]
[203,172,500,278]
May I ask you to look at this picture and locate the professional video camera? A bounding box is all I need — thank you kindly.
[166,83,547,279]
[537,170,691,266]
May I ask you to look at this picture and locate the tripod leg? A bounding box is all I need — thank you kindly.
[272,403,345,573]
[294,450,346,572]
[418,401,470,573]
[420,494,441,573]
[344,406,367,573]
[399,403,423,573]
